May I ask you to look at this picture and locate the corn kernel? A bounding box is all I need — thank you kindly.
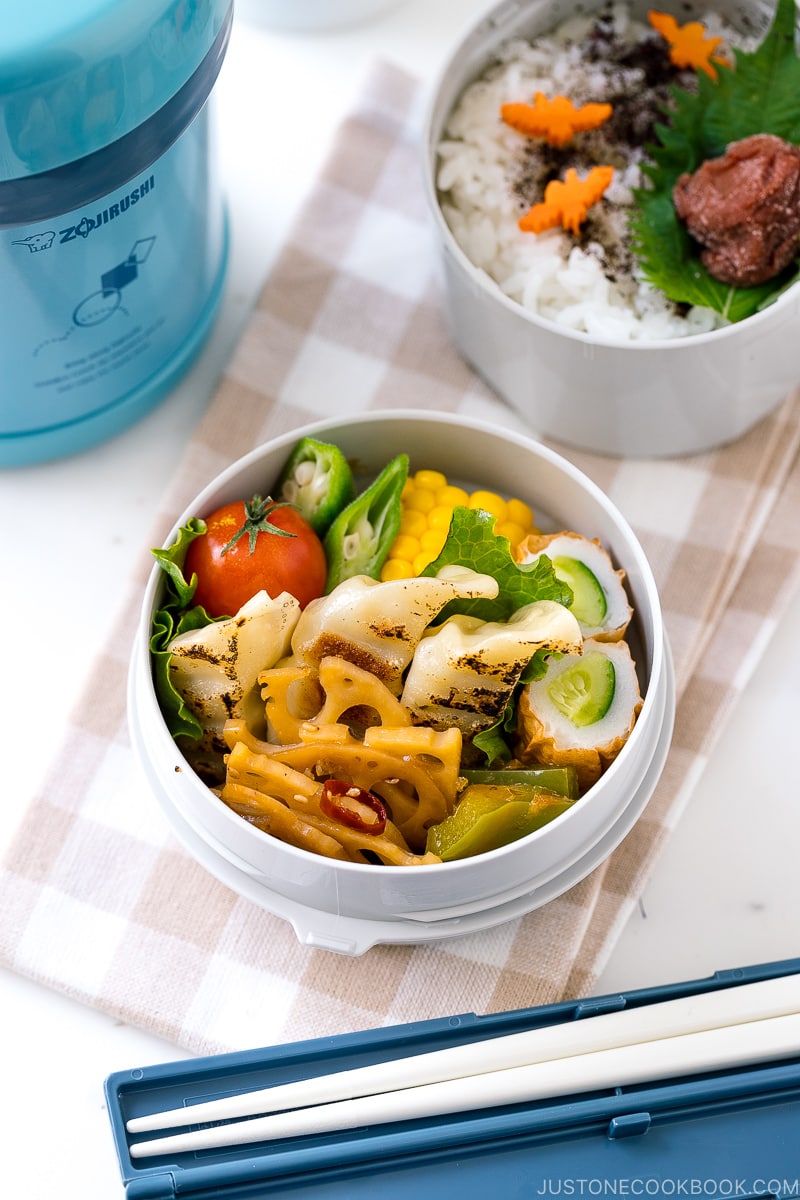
[420,528,447,555]
[436,484,470,508]
[496,520,528,548]
[380,558,415,582]
[390,533,421,560]
[413,551,435,575]
[469,489,506,520]
[506,497,535,529]
[428,505,456,531]
[405,488,436,514]
[414,469,447,491]
[399,509,428,538]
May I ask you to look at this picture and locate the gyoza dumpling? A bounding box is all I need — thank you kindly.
[290,566,500,694]
[516,532,632,641]
[167,589,301,748]
[516,637,642,789]
[401,599,582,736]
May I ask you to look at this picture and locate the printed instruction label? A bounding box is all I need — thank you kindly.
[33,318,166,395]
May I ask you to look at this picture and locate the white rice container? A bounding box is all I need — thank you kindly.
[423,0,800,458]
[129,412,674,954]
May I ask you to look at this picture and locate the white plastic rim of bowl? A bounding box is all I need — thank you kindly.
[129,410,674,942]
[422,0,800,458]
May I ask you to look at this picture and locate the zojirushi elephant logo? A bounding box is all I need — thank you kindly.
[12,231,55,253]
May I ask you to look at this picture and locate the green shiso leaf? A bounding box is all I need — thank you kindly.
[631,0,800,320]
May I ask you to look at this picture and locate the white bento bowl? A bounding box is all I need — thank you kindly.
[423,0,800,459]
[129,411,675,954]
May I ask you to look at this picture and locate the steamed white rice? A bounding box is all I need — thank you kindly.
[437,3,753,341]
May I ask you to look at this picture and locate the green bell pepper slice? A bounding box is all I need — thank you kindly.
[426,783,575,861]
[323,453,409,591]
[460,766,579,800]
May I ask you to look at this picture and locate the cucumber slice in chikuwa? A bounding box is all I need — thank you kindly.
[517,638,643,792]
[552,556,607,627]
[460,766,579,800]
[546,650,615,727]
[516,532,632,641]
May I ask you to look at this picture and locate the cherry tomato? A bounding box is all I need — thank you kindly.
[184,494,327,617]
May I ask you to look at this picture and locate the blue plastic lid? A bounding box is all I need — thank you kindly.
[0,0,232,181]
[106,958,800,1200]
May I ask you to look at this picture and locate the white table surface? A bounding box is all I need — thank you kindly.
[2,3,799,1194]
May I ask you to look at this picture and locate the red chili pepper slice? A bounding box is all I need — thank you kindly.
[320,779,387,836]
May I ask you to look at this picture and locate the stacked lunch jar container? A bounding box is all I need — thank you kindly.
[0,0,233,465]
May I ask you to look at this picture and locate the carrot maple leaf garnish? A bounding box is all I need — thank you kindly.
[501,92,613,147]
[519,166,615,236]
[648,10,731,80]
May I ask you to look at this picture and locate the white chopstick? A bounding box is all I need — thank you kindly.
[127,974,800,1149]
[129,1009,800,1157]
[127,972,800,1136]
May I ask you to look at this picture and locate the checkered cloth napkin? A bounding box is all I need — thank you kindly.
[3,62,800,1057]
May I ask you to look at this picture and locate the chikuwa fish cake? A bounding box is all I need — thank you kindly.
[517,637,643,790]
[516,531,633,642]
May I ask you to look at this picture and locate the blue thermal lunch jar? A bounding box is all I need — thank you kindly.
[0,0,232,465]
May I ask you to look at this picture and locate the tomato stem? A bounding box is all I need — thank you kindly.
[222,494,297,555]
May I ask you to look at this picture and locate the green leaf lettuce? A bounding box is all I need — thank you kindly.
[421,505,572,621]
[149,519,218,742]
